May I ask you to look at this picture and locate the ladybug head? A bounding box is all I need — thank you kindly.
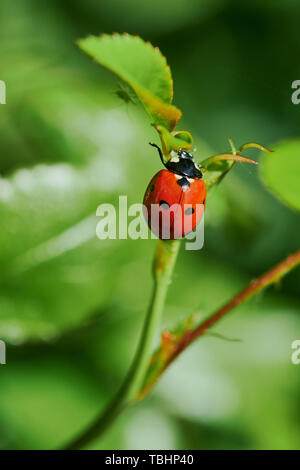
[149,142,203,179]
[166,148,203,179]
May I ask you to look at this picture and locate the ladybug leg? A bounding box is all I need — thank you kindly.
[149,142,166,167]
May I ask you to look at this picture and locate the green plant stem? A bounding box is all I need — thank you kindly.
[138,249,300,399]
[63,239,181,450]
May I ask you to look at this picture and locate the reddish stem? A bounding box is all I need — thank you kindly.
[139,249,300,399]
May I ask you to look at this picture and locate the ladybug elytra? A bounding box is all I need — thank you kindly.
[143,143,206,240]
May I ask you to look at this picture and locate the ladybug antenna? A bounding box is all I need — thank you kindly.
[149,142,167,168]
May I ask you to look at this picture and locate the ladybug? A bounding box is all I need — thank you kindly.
[143,143,206,240]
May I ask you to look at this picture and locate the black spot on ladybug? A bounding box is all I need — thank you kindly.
[177,177,190,188]
[150,184,155,192]
[185,207,195,215]
[203,198,206,205]
[159,200,170,209]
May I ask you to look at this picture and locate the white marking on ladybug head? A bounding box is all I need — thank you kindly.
[179,150,194,160]
[187,178,195,183]
[174,174,182,179]
[170,156,180,163]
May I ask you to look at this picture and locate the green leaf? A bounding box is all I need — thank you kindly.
[77,33,182,131]
[155,125,193,158]
[260,139,300,212]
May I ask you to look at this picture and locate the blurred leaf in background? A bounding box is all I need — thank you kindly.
[260,139,300,212]
[0,0,299,451]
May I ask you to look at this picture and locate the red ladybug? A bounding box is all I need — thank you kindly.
[143,143,206,240]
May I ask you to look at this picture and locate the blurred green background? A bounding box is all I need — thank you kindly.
[0,0,300,450]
